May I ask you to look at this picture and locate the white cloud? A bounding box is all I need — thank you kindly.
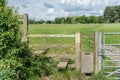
[96,1,102,5]
[85,13,91,16]
[61,10,69,16]
[8,0,119,20]
[60,0,65,4]
[99,9,104,15]
[48,8,54,14]
[50,16,56,20]
[84,0,90,6]
[105,0,110,6]
[91,2,95,6]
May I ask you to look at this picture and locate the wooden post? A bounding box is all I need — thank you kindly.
[75,32,81,70]
[94,32,99,74]
[22,14,28,43]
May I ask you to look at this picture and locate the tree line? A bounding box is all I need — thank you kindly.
[28,15,104,24]
[54,15,104,24]
[28,5,120,24]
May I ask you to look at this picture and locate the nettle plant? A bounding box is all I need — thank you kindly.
[0,1,33,80]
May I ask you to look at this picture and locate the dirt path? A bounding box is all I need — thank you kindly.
[104,46,120,66]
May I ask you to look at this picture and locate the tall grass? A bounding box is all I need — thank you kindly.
[53,69,87,80]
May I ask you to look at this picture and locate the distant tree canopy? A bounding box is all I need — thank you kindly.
[30,15,104,24]
[54,15,103,24]
[28,5,120,24]
[104,5,120,23]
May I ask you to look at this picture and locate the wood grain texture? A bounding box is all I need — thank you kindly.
[81,53,93,73]
[28,34,75,38]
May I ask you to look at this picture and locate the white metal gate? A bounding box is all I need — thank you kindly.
[98,32,120,80]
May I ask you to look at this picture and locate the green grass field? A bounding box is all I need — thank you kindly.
[29,23,120,34]
[28,23,120,52]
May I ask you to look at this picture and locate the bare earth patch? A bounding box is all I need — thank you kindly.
[104,46,120,66]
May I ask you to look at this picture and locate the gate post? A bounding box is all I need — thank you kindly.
[22,14,28,43]
[98,33,102,71]
[75,32,81,70]
[94,32,99,74]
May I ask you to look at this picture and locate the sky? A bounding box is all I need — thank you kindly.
[8,0,120,20]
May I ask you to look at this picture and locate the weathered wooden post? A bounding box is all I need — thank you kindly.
[94,32,99,74]
[22,14,28,43]
[75,32,81,70]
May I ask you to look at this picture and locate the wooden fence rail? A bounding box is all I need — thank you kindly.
[28,34,75,38]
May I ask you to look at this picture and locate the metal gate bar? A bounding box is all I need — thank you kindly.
[106,69,120,77]
[98,32,120,79]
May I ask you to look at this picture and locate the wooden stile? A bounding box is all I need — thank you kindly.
[81,53,93,73]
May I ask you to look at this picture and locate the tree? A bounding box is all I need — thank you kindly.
[65,17,72,23]
[28,19,34,24]
[87,16,98,23]
[46,20,52,24]
[40,19,45,24]
[79,15,87,23]
[104,6,120,23]
[97,16,104,23]
[54,18,61,24]
[75,17,80,23]
[60,17,65,24]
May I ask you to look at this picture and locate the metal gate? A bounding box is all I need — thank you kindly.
[98,32,120,79]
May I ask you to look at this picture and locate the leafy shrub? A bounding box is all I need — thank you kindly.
[0,1,33,79]
[31,53,57,77]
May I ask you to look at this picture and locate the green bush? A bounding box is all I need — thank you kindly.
[0,1,34,79]
[0,1,58,80]
[31,54,57,77]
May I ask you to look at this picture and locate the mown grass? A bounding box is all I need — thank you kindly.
[28,23,120,52]
[105,35,120,44]
[28,24,120,34]
[29,37,74,44]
